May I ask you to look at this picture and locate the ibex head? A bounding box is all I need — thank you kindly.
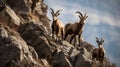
[96,37,104,48]
[50,8,62,21]
[76,11,88,24]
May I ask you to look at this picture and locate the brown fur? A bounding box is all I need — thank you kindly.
[92,37,105,63]
[50,8,64,40]
[64,11,88,46]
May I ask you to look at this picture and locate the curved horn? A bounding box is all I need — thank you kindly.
[84,12,87,17]
[76,11,83,17]
[101,38,104,43]
[96,37,99,42]
[50,8,54,14]
[55,10,62,15]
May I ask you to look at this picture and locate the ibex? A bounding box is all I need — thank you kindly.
[64,11,88,46]
[92,37,105,63]
[50,8,64,40]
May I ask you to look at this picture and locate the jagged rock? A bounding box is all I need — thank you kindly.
[79,41,95,52]
[51,49,72,67]
[41,59,51,67]
[55,40,80,65]
[0,24,43,67]
[74,48,93,67]
[0,0,115,67]
[0,5,21,30]
[18,23,55,61]
[7,0,51,33]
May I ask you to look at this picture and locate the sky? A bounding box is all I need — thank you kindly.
[44,0,120,67]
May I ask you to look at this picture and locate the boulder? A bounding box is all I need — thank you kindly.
[7,0,51,33]
[0,5,21,31]
[0,24,42,67]
[74,48,93,67]
[18,23,55,60]
[78,41,95,52]
[51,49,72,67]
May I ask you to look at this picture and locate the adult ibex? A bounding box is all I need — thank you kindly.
[64,11,88,46]
[92,37,105,63]
[50,8,64,40]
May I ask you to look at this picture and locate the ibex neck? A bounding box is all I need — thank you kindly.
[99,45,103,49]
[80,19,84,24]
[76,21,84,32]
[53,19,57,23]
[78,21,84,27]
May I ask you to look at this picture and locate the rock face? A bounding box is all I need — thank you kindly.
[0,24,42,67]
[0,0,50,32]
[17,23,115,67]
[0,0,115,67]
[0,5,21,31]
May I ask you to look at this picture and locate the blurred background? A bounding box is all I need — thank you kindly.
[44,0,120,67]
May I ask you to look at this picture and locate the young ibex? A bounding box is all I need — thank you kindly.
[50,8,64,40]
[92,37,105,63]
[64,11,88,46]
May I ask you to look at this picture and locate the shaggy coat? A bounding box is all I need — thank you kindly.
[64,11,88,46]
[50,8,64,40]
[92,37,105,63]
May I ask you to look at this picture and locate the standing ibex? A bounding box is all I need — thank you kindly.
[64,11,88,46]
[50,8,64,40]
[92,37,105,63]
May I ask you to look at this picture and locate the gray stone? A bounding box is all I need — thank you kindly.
[0,24,42,67]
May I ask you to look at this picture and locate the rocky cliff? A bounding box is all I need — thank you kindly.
[0,0,115,67]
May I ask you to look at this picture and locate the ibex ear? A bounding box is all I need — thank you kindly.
[55,9,62,16]
[101,39,104,43]
[101,38,104,43]
[102,40,104,43]
[85,16,88,19]
[57,13,60,16]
